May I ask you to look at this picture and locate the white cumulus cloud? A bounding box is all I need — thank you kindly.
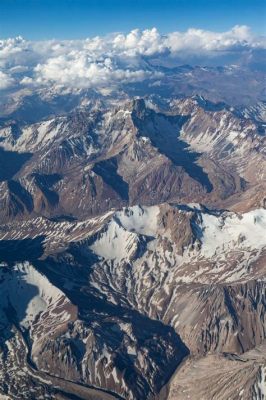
[33,52,161,89]
[0,26,265,92]
[0,71,15,89]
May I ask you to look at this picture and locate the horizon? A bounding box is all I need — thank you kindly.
[0,0,266,40]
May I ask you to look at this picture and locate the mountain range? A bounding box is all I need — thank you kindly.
[0,62,265,400]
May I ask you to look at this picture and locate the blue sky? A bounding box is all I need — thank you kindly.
[0,0,265,39]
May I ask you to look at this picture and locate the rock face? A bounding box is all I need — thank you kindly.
[0,203,265,399]
[0,94,265,399]
[0,97,265,223]
[168,342,266,400]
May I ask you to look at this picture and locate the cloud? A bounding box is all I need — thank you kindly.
[0,71,15,89]
[33,52,161,89]
[0,26,265,92]
[112,28,166,56]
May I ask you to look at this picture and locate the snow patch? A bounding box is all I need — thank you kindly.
[116,205,159,236]
[199,209,266,258]
[90,205,159,261]
[0,262,66,329]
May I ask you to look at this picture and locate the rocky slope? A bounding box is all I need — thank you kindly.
[0,92,265,399]
[0,203,265,399]
[0,97,265,224]
[168,341,266,400]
